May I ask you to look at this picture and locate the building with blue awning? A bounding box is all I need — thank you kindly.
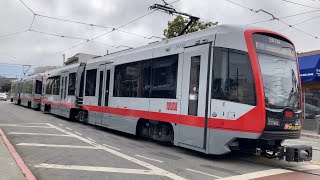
[299,53,320,83]
[298,50,320,131]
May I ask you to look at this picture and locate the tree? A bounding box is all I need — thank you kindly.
[164,16,218,39]
[1,82,11,92]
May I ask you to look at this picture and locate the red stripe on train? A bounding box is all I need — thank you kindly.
[82,105,205,128]
[42,100,75,108]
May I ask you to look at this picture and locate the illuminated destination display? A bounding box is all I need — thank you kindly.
[253,33,296,59]
[255,41,295,57]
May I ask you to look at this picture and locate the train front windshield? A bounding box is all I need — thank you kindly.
[253,33,300,110]
[258,54,300,110]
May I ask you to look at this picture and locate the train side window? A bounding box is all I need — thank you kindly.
[229,50,256,105]
[52,76,60,95]
[113,54,178,98]
[45,79,52,94]
[212,47,256,105]
[150,55,178,99]
[114,61,142,98]
[85,69,97,96]
[141,60,151,98]
[35,80,42,94]
[68,73,76,95]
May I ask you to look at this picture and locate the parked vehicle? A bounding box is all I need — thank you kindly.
[304,103,320,119]
[0,92,7,101]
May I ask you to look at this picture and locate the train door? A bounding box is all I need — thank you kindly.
[179,44,211,149]
[61,72,68,117]
[102,69,111,126]
[97,65,105,125]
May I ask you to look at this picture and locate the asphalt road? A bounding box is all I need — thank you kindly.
[1,101,320,180]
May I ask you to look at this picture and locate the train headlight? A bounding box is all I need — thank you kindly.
[267,117,280,126]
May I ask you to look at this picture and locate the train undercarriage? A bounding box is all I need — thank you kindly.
[233,137,312,162]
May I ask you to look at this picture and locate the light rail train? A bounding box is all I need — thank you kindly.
[10,25,312,162]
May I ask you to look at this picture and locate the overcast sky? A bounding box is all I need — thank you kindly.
[1,0,320,77]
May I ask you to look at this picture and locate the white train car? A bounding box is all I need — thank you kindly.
[20,73,44,109]
[10,79,21,104]
[38,25,311,162]
[42,63,86,119]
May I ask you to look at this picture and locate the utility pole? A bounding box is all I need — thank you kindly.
[23,65,31,77]
[63,54,66,67]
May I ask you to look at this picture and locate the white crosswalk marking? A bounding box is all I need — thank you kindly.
[8,132,73,137]
[185,168,222,178]
[35,163,156,175]
[46,123,186,180]
[16,143,102,149]
[219,169,291,180]
[0,124,53,128]
[102,144,121,151]
[135,155,163,163]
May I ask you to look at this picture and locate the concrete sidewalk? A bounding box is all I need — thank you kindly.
[0,133,26,180]
[301,130,320,139]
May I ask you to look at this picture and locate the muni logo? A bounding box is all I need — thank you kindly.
[166,102,178,111]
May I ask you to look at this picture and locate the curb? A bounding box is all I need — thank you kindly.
[0,128,36,180]
[301,133,320,139]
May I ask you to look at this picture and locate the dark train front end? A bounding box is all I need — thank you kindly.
[240,30,312,162]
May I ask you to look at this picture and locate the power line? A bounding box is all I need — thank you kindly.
[282,0,320,10]
[55,0,180,54]
[278,19,319,38]
[278,14,320,31]
[29,29,90,41]
[0,30,29,38]
[5,0,179,63]
[35,14,114,29]
[226,0,320,39]
[92,41,134,49]
[245,9,320,25]
[18,0,35,15]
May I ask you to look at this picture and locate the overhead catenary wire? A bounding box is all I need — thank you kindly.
[0,0,180,63]
[226,0,320,39]
[282,0,320,10]
[28,29,90,41]
[246,9,320,25]
[55,0,181,54]
[278,14,320,31]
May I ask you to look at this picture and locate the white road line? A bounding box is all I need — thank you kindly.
[87,137,96,142]
[0,124,53,128]
[74,131,82,136]
[185,168,222,179]
[16,143,102,149]
[102,144,121,151]
[8,132,73,137]
[219,169,291,180]
[35,163,155,175]
[290,164,320,170]
[65,127,72,130]
[46,123,186,180]
[58,123,63,126]
[19,123,47,125]
[135,155,163,163]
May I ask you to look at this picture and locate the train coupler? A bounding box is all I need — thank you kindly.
[258,145,312,162]
[283,145,312,162]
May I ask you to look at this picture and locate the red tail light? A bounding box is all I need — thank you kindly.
[285,111,293,118]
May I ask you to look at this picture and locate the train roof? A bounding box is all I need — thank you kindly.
[21,73,45,81]
[44,63,80,77]
[43,24,279,74]
[85,24,261,66]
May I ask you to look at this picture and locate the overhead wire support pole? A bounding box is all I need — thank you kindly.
[23,65,32,77]
[149,3,199,36]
